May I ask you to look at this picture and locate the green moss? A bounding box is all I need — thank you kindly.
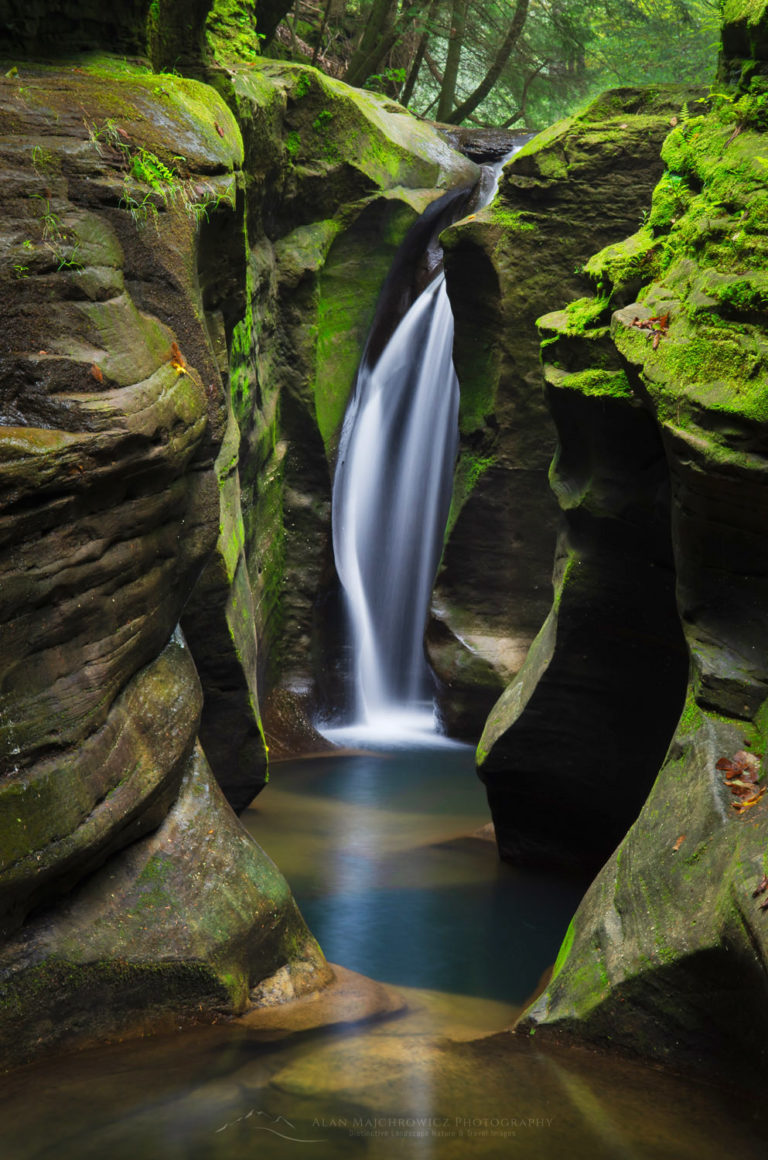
[586,228,661,297]
[204,0,262,63]
[557,295,612,335]
[551,367,634,400]
[489,206,535,232]
[285,130,301,158]
[649,172,696,231]
[551,918,576,981]
[294,72,312,99]
[706,274,768,314]
[313,200,416,450]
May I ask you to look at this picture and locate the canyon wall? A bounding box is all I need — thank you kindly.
[0,21,474,1062]
[505,0,768,1079]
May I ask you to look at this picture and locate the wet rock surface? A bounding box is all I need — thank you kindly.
[437,84,703,737]
[0,57,330,1063]
[510,4,768,1079]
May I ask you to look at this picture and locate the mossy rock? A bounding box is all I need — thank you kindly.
[508,9,768,1078]
[435,84,700,736]
[0,743,331,1068]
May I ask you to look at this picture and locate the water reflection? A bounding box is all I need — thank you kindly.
[244,747,587,1001]
[2,1017,766,1160]
[2,748,767,1159]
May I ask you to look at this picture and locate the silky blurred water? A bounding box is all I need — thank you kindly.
[243,746,586,1002]
[1,748,766,1160]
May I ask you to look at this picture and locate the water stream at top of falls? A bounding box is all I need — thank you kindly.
[324,150,520,747]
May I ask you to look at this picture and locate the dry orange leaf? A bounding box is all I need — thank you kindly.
[672,834,686,852]
[90,363,104,383]
[169,340,188,375]
[731,786,766,812]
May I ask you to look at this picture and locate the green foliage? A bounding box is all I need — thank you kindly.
[273,0,718,128]
[364,66,407,93]
[31,195,84,271]
[86,119,226,230]
[129,147,179,190]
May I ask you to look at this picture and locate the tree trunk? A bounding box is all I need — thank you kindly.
[343,0,399,86]
[344,0,430,88]
[400,0,439,107]
[445,0,530,124]
[437,0,469,120]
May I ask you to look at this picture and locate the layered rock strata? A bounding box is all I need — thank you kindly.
[0,60,330,1065]
[0,39,477,1063]
[511,0,768,1078]
[437,85,702,736]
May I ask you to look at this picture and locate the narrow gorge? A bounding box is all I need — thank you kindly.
[1,0,768,1155]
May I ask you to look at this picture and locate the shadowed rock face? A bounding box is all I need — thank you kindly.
[0,41,480,1063]
[476,381,689,873]
[0,60,330,1065]
[438,85,703,738]
[0,1,291,67]
[511,2,768,1079]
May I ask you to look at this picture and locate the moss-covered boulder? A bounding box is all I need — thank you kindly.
[0,737,329,1068]
[197,60,477,737]
[514,2,768,1078]
[437,84,702,737]
[0,59,329,1063]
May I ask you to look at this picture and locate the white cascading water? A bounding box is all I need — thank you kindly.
[324,147,524,747]
[329,272,460,743]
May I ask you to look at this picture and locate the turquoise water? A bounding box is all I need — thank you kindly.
[0,746,766,1160]
[243,745,587,1002]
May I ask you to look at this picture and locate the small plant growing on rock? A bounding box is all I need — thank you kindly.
[31,195,83,271]
[86,118,227,230]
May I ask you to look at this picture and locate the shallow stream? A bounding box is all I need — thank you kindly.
[1,745,766,1159]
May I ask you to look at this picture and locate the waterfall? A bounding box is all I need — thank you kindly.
[331,272,460,739]
[324,149,522,746]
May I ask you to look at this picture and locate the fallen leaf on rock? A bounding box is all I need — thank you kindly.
[169,341,187,375]
[672,834,686,852]
[717,750,761,778]
[214,121,225,138]
[718,750,764,813]
[729,778,762,795]
[90,363,104,383]
[630,313,670,347]
[732,786,766,812]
